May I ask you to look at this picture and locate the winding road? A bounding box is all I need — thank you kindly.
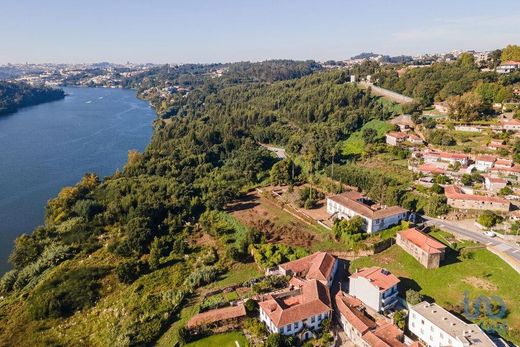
[424,216,520,265]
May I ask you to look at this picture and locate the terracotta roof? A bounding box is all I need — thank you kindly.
[387,131,408,139]
[424,150,468,161]
[483,175,508,184]
[444,185,509,204]
[418,163,445,174]
[398,228,446,255]
[328,192,407,220]
[501,119,520,126]
[334,292,375,334]
[491,165,520,174]
[350,267,400,292]
[280,252,337,282]
[407,133,421,140]
[475,155,497,163]
[335,292,404,347]
[501,61,520,65]
[495,158,513,167]
[258,280,331,328]
[186,304,246,328]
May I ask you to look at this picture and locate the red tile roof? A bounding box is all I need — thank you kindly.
[335,292,405,347]
[387,131,408,139]
[475,155,497,163]
[398,228,446,255]
[258,280,331,328]
[334,292,375,334]
[417,164,445,174]
[328,192,407,220]
[350,267,400,292]
[186,304,247,328]
[444,185,509,204]
[495,158,513,167]
[501,119,520,126]
[280,252,337,282]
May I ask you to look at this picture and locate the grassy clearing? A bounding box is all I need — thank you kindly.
[376,97,402,114]
[185,331,248,347]
[350,244,520,343]
[342,119,393,157]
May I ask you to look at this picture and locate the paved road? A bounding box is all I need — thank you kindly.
[424,216,520,263]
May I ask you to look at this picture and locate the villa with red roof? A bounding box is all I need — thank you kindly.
[396,228,446,269]
[444,185,510,212]
[386,131,408,146]
[335,292,405,347]
[349,267,400,313]
[258,279,332,340]
[327,192,408,234]
[277,251,338,287]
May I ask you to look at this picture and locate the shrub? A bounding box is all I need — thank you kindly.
[406,289,423,305]
[0,270,19,294]
[116,260,148,284]
[28,267,108,320]
[477,210,503,228]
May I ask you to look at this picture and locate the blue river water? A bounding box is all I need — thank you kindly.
[0,87,155,273]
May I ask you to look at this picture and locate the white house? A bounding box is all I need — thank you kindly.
[258,279,332,340]
[474,155,497,172]
[500,119,520,131]
[386,131,408,146]
[327,192,408,234]
[496,61,520,74]
[423,150,469,167]
[349,267,400,312]
[409,301,496,347]
[483,175,508,191]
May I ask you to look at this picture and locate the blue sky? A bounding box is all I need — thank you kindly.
[1,0,519,64]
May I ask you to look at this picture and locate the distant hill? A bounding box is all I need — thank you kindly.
[352,52,413,64]
[0,81,65,115]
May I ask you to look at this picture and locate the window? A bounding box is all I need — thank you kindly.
[311,316,315,323]
[293,322,298,330]
[421,319,425,325]
[287,325,292,332]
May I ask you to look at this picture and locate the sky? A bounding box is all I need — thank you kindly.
[1,0,519,64]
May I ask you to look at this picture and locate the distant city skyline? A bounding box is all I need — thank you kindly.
[1,0,519,64]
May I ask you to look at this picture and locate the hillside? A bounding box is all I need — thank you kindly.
[0,81,65,115]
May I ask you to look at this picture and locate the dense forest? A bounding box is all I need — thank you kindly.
[0,81,65,115]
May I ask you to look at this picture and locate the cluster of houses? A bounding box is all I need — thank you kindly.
[186,249,498,347]
[386,115,424,147]
[409,149,520,212]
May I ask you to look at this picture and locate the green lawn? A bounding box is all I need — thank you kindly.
[186,331,248,347]
[342,119,393,157]
[350,244,520,343]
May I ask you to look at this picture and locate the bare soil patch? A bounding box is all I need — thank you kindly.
[463,276,498,291]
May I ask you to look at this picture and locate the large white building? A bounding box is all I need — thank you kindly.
[349,267,400,312]
[327,192,408,234]
[409,302,497,347]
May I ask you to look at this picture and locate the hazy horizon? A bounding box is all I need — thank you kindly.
[1,0,519,65]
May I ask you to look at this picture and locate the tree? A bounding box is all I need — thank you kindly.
[116,260,147,284]
[477,210,503,228]
[501,45,520,62]
[333,216,364,240]
[270,159,299,185]
[499,186,513,196]
[458,52,476,68]
[393,310,407,330]
[9,234,42,269]
[446,92,488,122]
[362,127,378,144]
[406,289,423,305]
[266,333,295,347]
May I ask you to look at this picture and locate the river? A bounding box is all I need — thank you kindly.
[0,87,155,274]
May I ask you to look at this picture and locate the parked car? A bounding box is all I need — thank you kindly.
[484,231,497,237]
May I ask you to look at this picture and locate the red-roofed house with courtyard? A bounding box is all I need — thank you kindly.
[444,185,510,212]
[386,132,408,146]
[349,267,400,312]
[396,228,446,269]
[258,279,332,340]
[277,251,338,287]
